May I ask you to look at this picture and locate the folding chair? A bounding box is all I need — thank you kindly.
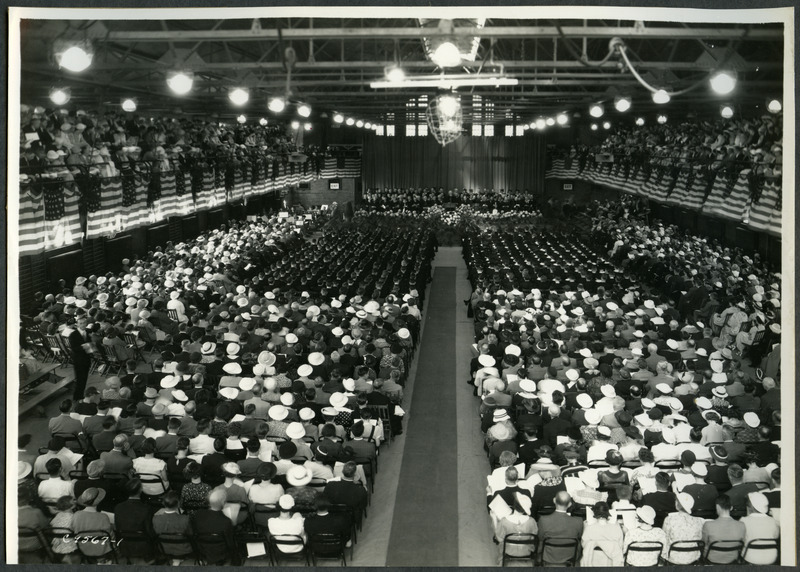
[309,532,349,566]
[194,531,239,565]
[73,529,118,563]
[704,540,744,565]
[252,503,280,530]
[168,309,180,322]
[665,540,704,565]
[742,538,779,565]
[45,335,71,366]
[41,526,75,563]
[269,534,310,566]
[501,532,537,566]
[101,345,126,376]
[18,527,55,563]
[539,536,580,566]
[372,404,394,444]
[123,331,147,362]
[624,541,663,566]
[236,529,273,565]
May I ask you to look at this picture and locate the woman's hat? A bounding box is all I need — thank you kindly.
[220,387,239,400]
[286,422,306,440]
[222,462,242,476]
[676,492,695,513]
[577,393,593,409]
[77,487,107,508]
[278,494,295,510]
[269,405,289,421]
[297,364,313,378]
[330,393,349,409]
[286,465,313,487]
[18,461,32,480]
[201,342,216,355]
[636,505,656,525]
[308,352,325,366]
[299,408,315,421]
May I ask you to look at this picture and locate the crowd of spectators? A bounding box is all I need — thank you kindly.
[18,212,435,564]
[19,105,328,185]
[554,114,783,183]
[361,187,540,213]
[468,200,782,565]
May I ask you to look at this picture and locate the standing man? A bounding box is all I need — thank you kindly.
[68,316,94,401]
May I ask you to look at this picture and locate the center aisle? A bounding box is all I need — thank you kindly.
[386,264,460,566]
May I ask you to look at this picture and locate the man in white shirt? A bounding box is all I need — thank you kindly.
[189,419,216,454]
[38,458,76,513]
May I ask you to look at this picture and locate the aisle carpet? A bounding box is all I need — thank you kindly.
[386,267,459,567]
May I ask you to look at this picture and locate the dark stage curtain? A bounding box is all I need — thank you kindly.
[362,134,546,192]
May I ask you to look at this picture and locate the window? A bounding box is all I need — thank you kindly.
[405,124,417,137]
[472,124,482,136]
[376,125,385,136]
[386,125,395,137]
[505,125,514,137]
[484,125,494,137]
[515,125,524,137]
[418,123,428,137]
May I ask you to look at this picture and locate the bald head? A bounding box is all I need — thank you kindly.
[554,491,573,509]
[208,488,227,510]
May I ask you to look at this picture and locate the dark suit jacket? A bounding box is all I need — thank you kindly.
[537,510,583,564]
[115,498,156,559]
[323,480,368,514]
[304,512,352,549]
[191,509,237,564]
[67,329,92,366]
[201,453,228,486]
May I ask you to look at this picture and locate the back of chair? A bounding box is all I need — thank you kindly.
[136,472,168,496]
[705,540,743,565]
[540,536,580,566]
[194,532,235,565]
[308,532,347,563]
[667,540,704,564]
[502,533,537,566]
[252,503,280,528]
[742,538,779,565]
[269,533,309,564]
[624,541,663,566]
[18,526,52,559]
[155,531,195,559]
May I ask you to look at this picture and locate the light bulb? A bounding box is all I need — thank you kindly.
[767,99,782,113]
[237,115,246,124]
[121,99,137,112]
[603,121,611,130]
[529,122,536,130]
[438,95,459,117]
[268,98,286,113]
[546,117,555,126]
[167,73,193,95]
[49,88,70,106]
[556,113,568,125]
[720,105,734,119]
[652,90,670,104]
[345,117,355,126]
[364,122,372,129]
[710,71,736,95]
[589,104,604,118]
[333,113,344,124]
[304,123,312,131]
[536,118,546,130]
[59,46,92,72]
[229,88,249,106]
[356,120,364,128]
[291,120,300,130]
[259,118,268,126]
[657,115,667,124]
[591,123,598,131]
[386,67,405,82]
[297,104,311,118]
[635,117,645,126]
[614,97,632,112]
[432,41,461,68]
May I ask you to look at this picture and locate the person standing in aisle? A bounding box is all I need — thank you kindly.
[67,316,93,401]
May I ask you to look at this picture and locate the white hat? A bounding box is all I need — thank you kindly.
[297,364,313,377]
[220,387,239,400]
[584,409,602,425]
[331,327,344,337]
[691,462,708,477]
[579,348,593,358]
[299,407,315,421]
[656,383,673,394]
[160,375,178,389]
[285,333,299,344]
[239,378,256,391]
[330,393,348,409]
[577,393,593,409]
[226,342,240,356]
[171,389,188,402]
[258,351,277,366]
[307,352,325,366]
[201,342,216,355]
[286,422,306,440]
[478,355,496,368]
[505,344,521,356]
[600,385,616,398]
[286,465,313,487]
[397,328,411,340]
[280,393,295,406]
[696,396,713,410]
[743,412,761,428]
[278,494,295,510]
[748,492,770,514]
[565,369,580,381]
[269,405,289,420]
[677,492,695,513]
[519,379,537,393]
[597,426,611,437]
[222,362,242,375]
[635,413,653,427]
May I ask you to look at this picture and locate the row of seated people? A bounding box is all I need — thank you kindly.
[464,215,781,565]
[360,187,540,212]
[21,458,368,566]
[22,407,382,565]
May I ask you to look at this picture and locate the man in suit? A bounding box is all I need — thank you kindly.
[345,421,377,464]
[48,399,84,439]
[114,478,157,563]
[200,438,228,486]
[192,489,238,565]
[537,491,583,565]
[322,461,368,526]
[304,494,352,549]
[67,316,94,401]
[99,434,134,475]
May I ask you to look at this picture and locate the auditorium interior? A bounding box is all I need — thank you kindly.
[10,7,793,567]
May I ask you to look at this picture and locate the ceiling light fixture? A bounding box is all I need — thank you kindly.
[720,105,734,119]
[546,117,555,126]
[237,115,246,124]
[57,45,93,72]
[536,118,547,130]
[431,41,462,68]
[767,99,782,113]
[356,120,364,128]
[229,88,249,106]
[333,113,344,124]
[591,123,598,131]
[635,117,645,126]
[529,122,536,130]
[364,122,372,129]
[259,118,268,126]
[614,96,632,112]
[370,75,518,90]
[304,123,312,131]
[121,98,137,112]
[603,121,611,130]
[268,97,286,113]
[291,120,300,130]
[438,95,460,118]
[556,113,568,125]
[345,117,355,126]
[709,71,737,95]
[167,72,193,95]
[657,114,667,124]
[49,87,71,106]
[297,104,312,118]
[589,104,604,118]
[386,66,406,83]
[652,89,671,104]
